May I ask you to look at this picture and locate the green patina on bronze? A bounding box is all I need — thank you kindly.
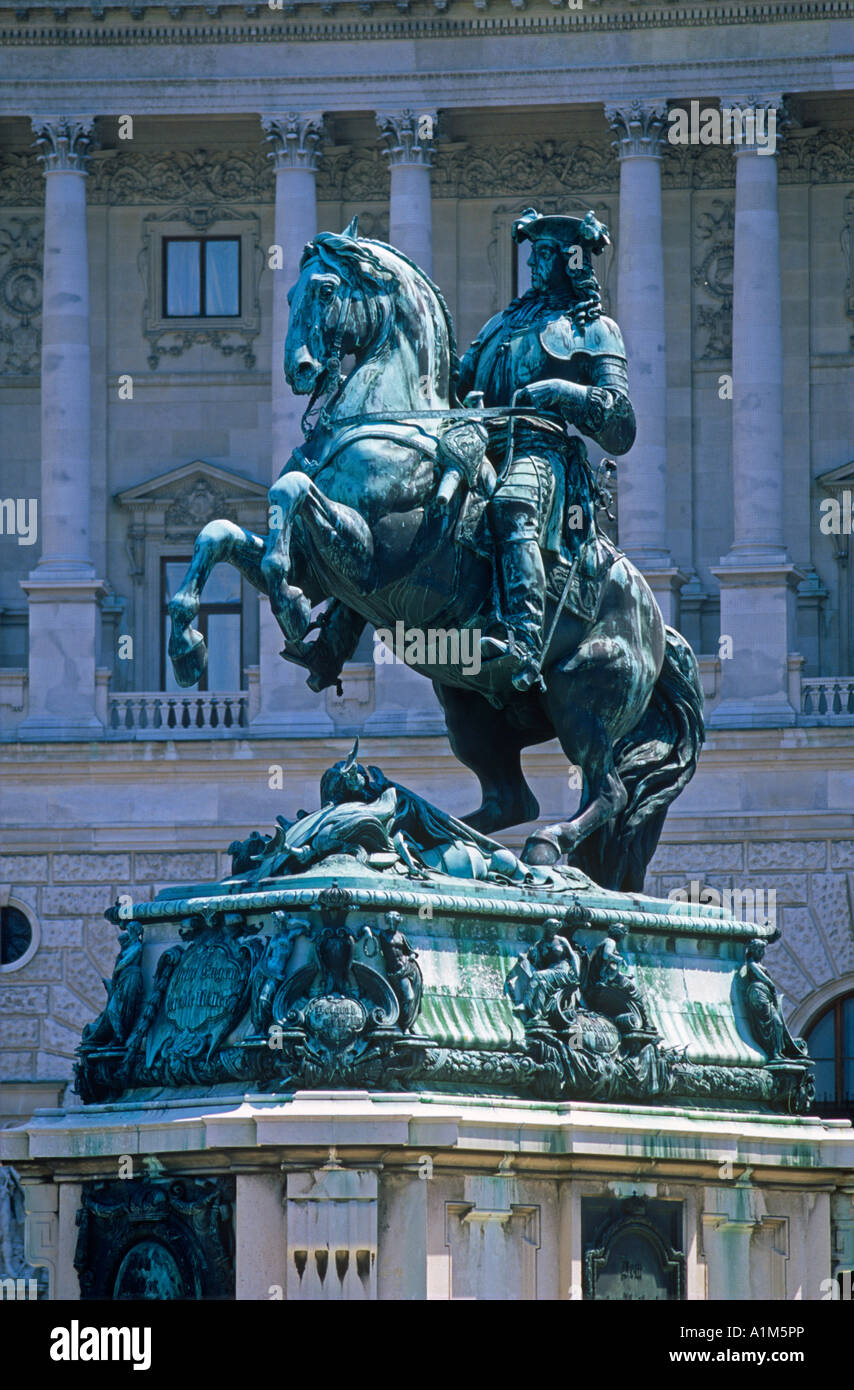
[166,210,703,895]
[76,746,813,1115]
[70,216,813,1117]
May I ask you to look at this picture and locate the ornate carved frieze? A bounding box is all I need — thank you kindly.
[261,112,325,171]
[844,191,854,346]
[606,100,668,159]
[1,131,852,209]
[692,196,734,360]
[376,110,438,168]
[433,138,619,197]
[316,146,389,200]
[0,215,43,375]
[31,116,95,173]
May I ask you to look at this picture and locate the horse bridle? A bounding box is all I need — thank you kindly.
[300,283,353,436]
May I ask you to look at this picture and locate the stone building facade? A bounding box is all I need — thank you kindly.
[1,0,854,1301]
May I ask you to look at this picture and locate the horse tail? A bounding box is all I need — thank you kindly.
[571,627,705,893]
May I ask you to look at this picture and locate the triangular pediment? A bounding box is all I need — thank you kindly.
[116,460,268,506]
[817,460,854,490]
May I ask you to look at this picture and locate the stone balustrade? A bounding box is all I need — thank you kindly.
[801,677,854,721]
[107,690,249,735]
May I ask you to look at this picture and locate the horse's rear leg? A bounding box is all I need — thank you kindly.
[168,521,266,687]
[435,682,540,833]
[522,641,638,866]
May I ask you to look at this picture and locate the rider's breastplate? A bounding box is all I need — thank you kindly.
[470,309,585,407]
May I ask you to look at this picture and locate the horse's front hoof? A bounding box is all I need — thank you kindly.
[168,627,208,687]
[272,587,312,643]
[522,829,562,866]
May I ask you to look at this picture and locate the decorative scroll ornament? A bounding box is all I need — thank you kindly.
[693,197,734,360]
[31,116,95,173]
[718,93,790,153]
[0,215,43,375]
[376,110,438,167]
[605,101,668,159]
[261,112,325,172]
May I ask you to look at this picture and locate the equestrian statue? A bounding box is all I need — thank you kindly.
[166,207,704,892]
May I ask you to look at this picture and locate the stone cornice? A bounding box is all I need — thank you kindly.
[1,0,853,44]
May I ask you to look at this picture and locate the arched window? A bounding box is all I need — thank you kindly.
[804,993,854,1118]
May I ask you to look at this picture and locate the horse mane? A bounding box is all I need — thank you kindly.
[302,231,461,403]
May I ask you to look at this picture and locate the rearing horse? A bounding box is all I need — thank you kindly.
[167,223,704,892]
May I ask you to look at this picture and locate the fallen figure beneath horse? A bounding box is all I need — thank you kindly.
[167,209,704,893]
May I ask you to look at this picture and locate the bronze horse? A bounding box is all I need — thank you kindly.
[167,224,703,892]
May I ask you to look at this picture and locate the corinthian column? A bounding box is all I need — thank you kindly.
[606,100,685,624]
[377,110,436,276]
[711,97,802,727]
[252,112,334,734]
[262,111,324,474]
[20,117,107,738]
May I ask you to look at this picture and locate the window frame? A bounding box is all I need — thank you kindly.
[805,992,854,1116]
[160,554,244,692]
[161,234,242,321]
[0,896,41,974]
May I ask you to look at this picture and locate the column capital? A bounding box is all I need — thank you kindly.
[31,116,95,173]
[376,109,438,168]
[718,94,791,155]
[605,100,668,159]
[261,112,325,172]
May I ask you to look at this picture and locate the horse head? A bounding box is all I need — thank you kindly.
[284,216,457,413]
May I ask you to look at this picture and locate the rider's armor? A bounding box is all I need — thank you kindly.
[456,209,635,693]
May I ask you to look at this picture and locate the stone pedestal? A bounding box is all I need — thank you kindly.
[4,1094,850,1302]
[18,577,107,737]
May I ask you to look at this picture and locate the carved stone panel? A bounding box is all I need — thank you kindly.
[74,1177,235,1300]
[693,196,734,361]
[0,216,43,376]
[582,1195,685,1301]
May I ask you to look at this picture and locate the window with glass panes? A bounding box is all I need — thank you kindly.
[162,559,243,691]
[804,993,854,1117]
[163,237,241,318]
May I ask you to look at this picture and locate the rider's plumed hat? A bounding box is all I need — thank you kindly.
[512,207,610,258]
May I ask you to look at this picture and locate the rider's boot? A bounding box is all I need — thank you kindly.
[480,503,547,693]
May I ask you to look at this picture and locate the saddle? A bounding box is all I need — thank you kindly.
[454,426,618,625]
